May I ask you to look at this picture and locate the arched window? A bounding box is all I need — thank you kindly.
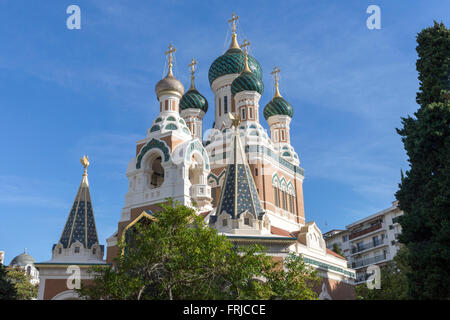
[147,155,164,189]
[27,266,31,275]
[282,190,287,210]
[274,186,279,207]
[289,195,294,213]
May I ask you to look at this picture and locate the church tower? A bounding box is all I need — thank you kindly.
[180,58,208,140]
[35,156,106,300]
[208,14,263,130]
[106,45,212,263]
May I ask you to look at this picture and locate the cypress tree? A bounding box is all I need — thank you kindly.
[395,21,450,299]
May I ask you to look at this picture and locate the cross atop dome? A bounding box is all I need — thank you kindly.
[271,66,282,98]
[188,58,198,90]
[165,44,176,76]
[228,13,240,50]
[240,39,251,73]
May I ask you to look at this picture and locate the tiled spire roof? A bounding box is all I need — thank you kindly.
[215,125,264,219]
[58,157,99,249]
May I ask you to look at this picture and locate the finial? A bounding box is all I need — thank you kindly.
[228,13,240,49]
[81,155,89,175]
[228,112,241,129]
[188,58,198,90]
[165,44,176,77]
[271,66,282,98]
[240,39,251,73]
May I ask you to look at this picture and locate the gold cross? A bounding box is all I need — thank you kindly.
[188,58,198,89]
[188,58,198,76]
[271,66,282,97]
[241,39,250,55]
[166,45,177,67]
[271,66,281,83]
[228,13,239,34]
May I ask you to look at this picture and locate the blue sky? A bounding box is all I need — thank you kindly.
[0,0,449,263]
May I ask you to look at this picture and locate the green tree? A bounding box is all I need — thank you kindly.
[355,246,410,300]
[0,264,17,300]
[395,21,450,299]
[77,200,319,300]
[6,267,38,300]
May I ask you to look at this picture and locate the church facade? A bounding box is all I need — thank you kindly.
[36,15,355,300]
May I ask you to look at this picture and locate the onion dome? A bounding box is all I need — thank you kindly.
[180,58,208,112]
[263,66,293,119]
[155,45,184,98]
[209,49,262,86]
[180,89,208,112]
[263,96,293,119]
[208,27,262,86]
[231,41,264,95]
[155,74,184,98]
[9,249,35,267]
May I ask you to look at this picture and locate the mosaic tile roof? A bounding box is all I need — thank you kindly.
[208,48,262,86]
[58,172,99,249]
[215,131,264,219]
[231,70,264,95]
[180,88,209,112]
[263,96,294,119]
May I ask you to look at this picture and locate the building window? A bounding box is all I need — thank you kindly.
[274,130,279,142]
[93,247,96,255]
[219,98,222,116]
[282,191,287,210]
[281,129,285,141]
[249,107,253,119]
[58,247,62,254]
[289,194,294,213]
[274,187,279,207]
[244,217,250,225]
[255,168,258,176]
[342,235,348,242]
[241,108,246,120]
[223,219,227,227]
[165,100,168,110]
[224,96,228,113]
[74,247,80,253]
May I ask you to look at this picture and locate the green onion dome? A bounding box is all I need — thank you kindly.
[263,96,294,120]
[208,48,262,86]
[231,70,264,95]
[180,88,208,113]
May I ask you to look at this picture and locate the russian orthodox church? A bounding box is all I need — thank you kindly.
[36,15,355,300]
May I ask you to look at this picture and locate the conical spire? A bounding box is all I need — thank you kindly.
[215,115,264,219]
[228,13,241,50]
[58,156,99,249]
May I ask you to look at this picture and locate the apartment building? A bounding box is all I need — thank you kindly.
[324,201,403,284]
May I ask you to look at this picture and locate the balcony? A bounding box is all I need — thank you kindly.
[351,239,384,254]
[349,223,382,240]
[351,254,387,269]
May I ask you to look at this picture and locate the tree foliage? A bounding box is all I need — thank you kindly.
[77,200,319,300]
[395,21,450,299]
[6,267,38,300]
[0,264,37,300]
[0,264,17,300]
